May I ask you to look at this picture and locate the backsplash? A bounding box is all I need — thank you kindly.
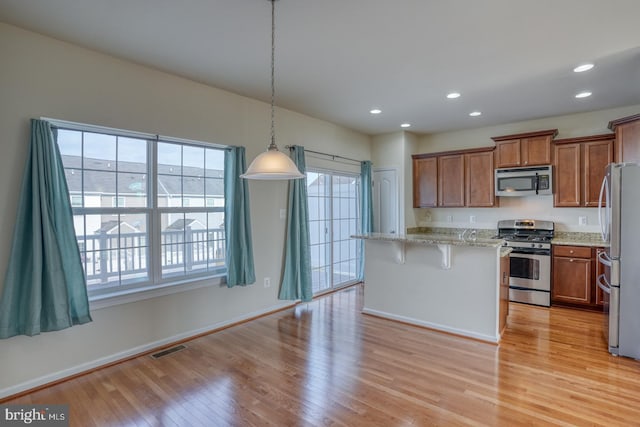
[412,195,601,232]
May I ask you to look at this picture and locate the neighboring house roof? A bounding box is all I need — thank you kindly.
[61,155,224,196]
[94,220,139,234]
[166,218,206,230]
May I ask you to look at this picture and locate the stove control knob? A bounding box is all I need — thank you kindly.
[531,243,535,248]
[538,244,543,248]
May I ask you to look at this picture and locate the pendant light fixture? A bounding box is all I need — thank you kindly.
[241,0,304,180]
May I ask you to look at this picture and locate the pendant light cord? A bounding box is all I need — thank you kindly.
[269,0,277,150]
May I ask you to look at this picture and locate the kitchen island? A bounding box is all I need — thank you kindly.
[353,232,509,343]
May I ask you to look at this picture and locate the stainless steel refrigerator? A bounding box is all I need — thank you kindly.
[597,162,640,358]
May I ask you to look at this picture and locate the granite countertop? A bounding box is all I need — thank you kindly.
[406,227,608,248]
[551,232,608,247]
[351,232,505,248]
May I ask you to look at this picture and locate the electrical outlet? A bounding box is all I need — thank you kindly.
[446,215,453,223]
[469,215,476,224]
[264,277,271,288]
[579,216,587,226]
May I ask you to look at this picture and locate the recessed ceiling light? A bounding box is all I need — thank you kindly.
[447,92,461,99]
[370,109,382,114]
[573,63,594,73]
[400,123,411,128]
[469,111,482,117]
[575,91,592,98]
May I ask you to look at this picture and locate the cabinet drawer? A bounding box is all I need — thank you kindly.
[553,245,591,258]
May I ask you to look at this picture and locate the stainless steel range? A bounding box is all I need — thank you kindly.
[497,219,554,307]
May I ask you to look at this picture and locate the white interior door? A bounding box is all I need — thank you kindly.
[373,169,398,234]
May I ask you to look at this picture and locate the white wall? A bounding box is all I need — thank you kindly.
[371,131,418,232]
[411,104,640,232]
[0,23,371,397]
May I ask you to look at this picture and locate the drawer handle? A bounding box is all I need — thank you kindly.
[569,250,574,254]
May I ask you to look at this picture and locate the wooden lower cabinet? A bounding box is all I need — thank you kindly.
[552,245,606,310]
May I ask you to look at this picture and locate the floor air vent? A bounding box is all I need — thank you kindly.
[151,344,186,359]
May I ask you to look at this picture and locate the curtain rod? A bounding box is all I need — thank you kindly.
[285,145,363,164]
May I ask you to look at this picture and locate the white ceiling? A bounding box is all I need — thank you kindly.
[1,0,639,136]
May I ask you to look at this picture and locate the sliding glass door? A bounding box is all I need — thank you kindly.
[307,170,361,294]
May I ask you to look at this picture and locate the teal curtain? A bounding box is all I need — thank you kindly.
[358,161,373,281]
[0,119,92,339]
[224,146,256,287]
[279,146,312,302]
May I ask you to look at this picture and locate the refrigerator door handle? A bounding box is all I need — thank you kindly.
[598,175,608,242]
[597,274,611,294]
[598,250,612,267]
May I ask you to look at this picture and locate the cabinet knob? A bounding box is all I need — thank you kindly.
[569,250,574,254]
[570,259,574,262]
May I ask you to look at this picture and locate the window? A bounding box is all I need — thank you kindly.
[70,195,83,207]
[112,196,125,207]
[55,123,226,299]
[307,170,361,294]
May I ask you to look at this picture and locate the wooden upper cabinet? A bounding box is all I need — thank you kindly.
[412,147,495,208]
[609,114,640,163]
[522,135,552,166]
[492,129,557,168]
[413,156,437,208]
[554,143,581,207]
[495,139,521,168]
[438,154,465,207]
[583,139,614,206]
[553,134,614,207]
[465,150,495,207]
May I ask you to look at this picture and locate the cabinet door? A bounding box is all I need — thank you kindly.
[583,139,614,207]
[618,118,640,163]
[438,154,465,207]
[521,135,552,166]
[495,139,521,168]
[552,256,592,304]
[553,143,581,207]
[413,157,437,208]
[465,150,495,207]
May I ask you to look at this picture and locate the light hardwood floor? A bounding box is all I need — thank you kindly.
[6,284,640,426]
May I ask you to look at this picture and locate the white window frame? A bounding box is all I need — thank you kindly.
[307,167,361,295]
[47,118,228,307]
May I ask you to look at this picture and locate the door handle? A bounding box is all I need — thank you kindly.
[597,274,611,294]
[598,250,612,267]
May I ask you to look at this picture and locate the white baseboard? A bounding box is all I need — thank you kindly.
[361,307,499,343]
[0,301,296,400]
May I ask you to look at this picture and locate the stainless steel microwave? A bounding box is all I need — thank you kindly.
[495,165,553,197]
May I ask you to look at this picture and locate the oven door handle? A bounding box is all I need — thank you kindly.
[597,274,611,294]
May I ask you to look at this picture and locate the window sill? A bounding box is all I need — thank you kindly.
[89,275,227,310]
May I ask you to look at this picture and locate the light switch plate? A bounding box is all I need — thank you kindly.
[469,215,476,224]
[446,215,453,223]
